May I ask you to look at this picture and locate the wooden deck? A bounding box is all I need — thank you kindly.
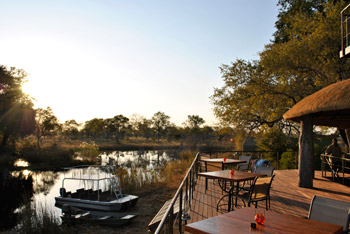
[188,169,350,224]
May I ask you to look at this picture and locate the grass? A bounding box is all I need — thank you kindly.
[113,150,196,194]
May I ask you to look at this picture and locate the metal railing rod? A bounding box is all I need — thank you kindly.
[154,152,200,234]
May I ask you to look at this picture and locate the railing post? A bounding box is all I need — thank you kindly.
[342,12,345,56]
[179,187,183,234]
[346,16,349,48]
[169,206,174,234]
[189,169,192,207]
[342,157,345,184]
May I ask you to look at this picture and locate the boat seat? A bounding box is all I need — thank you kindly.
[86,189,93,194]
[76,188,85,194]
[99,215,112,220]
[93,189,102,194]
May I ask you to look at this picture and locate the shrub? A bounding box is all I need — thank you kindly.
[279,150,297,170]
[20,148,73,168]
[78,141,99,161]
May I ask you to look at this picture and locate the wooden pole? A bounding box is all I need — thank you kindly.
[298,115,314,188]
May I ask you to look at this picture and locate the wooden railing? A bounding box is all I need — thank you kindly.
[154,152,200,234]
[320,154,350,184]
[341,3,350,58]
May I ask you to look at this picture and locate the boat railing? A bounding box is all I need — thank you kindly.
[60,165,123,200]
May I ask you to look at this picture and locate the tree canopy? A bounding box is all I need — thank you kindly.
[0,66,35,146]
[211,0,350,132]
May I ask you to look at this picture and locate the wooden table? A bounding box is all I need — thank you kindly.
[185,207,343,234]
[198,170,264,211]
[200,158,246,171]
[200,158,247,191]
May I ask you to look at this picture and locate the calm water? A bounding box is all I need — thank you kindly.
[4,150,179,229]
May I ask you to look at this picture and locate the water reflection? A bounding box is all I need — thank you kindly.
[14,158,30,167]
[0,170,33,231]
[99,150,177,169]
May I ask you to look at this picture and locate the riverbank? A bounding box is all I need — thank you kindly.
[4,137,233,171]
[67,185,177,234]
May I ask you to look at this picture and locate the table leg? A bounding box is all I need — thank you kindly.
[228,186,232,212]
[235,181,239,208]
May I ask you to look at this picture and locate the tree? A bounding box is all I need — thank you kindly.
[62,119,80,139]
[151,111,171,141]
[183,115,205,129]
[35,107,59,148]
[273,0,328,43]
[129,114,152,139]
[0,66,35,147]
[105,115,129,143]
[83,118,105,138]
[211,59,293,130]
[211,1,350,133]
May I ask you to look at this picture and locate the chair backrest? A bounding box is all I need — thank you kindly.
[308,195,350,232]
[250,175,275,200]
[206,162,223,172]
[238,155,251,171]
[250,159,258,172]
[254,166,274,176]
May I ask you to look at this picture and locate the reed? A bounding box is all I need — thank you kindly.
[114,150,196,194]
[15,201,67,234]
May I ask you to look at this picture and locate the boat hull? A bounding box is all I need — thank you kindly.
[61,209,137,227]
[55,194,138,212]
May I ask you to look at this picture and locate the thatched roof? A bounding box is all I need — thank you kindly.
[283,79,350,128]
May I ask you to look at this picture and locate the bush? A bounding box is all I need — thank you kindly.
[20,148,73,168]
[78,141,99,161]
[279,150,297,169]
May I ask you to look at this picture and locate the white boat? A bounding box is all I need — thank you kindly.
[55,165,138,212]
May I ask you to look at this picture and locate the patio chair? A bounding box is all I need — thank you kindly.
[235,175,275,210]
[254,166,274,176]
[308,195,350,233]
[237,155,251,171]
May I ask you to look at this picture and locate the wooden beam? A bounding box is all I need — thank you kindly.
[298,115,314,188]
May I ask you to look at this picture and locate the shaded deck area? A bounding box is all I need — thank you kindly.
[188,170,350,224]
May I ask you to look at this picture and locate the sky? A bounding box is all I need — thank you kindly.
[0,0,279,126]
